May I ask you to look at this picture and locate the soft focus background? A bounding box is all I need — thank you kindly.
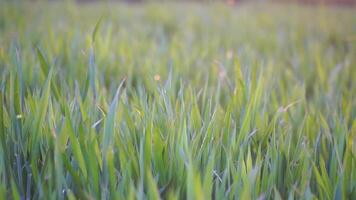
[3,0,356,4]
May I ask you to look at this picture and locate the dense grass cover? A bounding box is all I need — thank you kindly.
[0,2,355,199]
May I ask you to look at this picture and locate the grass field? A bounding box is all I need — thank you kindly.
[0,2,355,199]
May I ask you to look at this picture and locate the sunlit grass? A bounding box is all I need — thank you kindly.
[0,1,355,199]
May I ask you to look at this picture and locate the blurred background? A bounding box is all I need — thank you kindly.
[5,0,356,6]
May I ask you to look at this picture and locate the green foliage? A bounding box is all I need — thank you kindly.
[0,2,355,199]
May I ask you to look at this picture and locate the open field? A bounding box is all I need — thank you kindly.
[0,2,355,199]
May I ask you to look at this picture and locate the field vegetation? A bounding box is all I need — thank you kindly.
[0,2,355,199]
